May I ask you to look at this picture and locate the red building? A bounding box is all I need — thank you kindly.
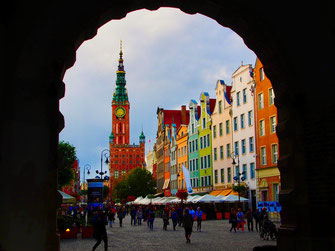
[108,43,145,199]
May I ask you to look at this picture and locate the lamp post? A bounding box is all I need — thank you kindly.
[82,164,91,203]
[94,149,110,204]
[231,152,246,207]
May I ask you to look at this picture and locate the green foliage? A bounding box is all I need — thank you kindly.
[113,168,156,201]
[233,184,247,197]
[58,141,77,189]
[103,185,110,199]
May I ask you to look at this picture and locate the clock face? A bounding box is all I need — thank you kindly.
[115,106,126,118]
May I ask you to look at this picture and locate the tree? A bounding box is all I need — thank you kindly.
[113,168,156,201]
[103,185,110,200]
[57,141,77,189]
[176,190,188,204]
[233,184,248,197]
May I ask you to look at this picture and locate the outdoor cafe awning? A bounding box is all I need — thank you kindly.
[58,190,76,204]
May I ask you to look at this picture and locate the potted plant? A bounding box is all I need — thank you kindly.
[57,215,78,239]
[82,215,94,239]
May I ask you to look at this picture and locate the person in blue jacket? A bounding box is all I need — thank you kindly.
[189,206,195,219]
[196,207,203,232]
[171,208,178,230]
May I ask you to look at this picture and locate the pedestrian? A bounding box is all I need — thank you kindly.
[177,206,183,227]
[162,208,169,230]
[148,207,155,230]
[246,208,253,231]
[258,207,268,231]
[171,208,178,231]
[189,206,195,219]
[236,208,245,232]
[229,208,237,232]
[107,208,115,228]
[92,209,108,251]
[137,207,143,225]
[117,206,124,227]
[130,207,137,225]
[196,207,203,232]
[253,208,260,231]
[182,208,194,244]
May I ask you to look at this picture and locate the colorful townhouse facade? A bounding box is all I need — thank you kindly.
[211,80,235,195]
[163,125,171,196]
[176,124,188,190]
[188,100,200,193]
[169,124,178,195]
[198,92,216,193]
[230,64,257,210]
[254,58,280,202]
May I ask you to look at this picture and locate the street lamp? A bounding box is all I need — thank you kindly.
[82,164,91,203]
[231,152,246,207]
[95,149,110,179]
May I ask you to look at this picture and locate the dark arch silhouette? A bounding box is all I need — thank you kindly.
[1,1,334,250]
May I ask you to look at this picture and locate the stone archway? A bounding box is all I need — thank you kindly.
[1,1,334,250]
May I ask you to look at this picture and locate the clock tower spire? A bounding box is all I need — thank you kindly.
[111,41,129,145]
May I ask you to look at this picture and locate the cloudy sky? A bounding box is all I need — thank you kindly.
[60,8,256,180]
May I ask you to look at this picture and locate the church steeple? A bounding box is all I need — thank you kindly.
[113,40,128,103]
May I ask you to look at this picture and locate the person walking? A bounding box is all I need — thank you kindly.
[130,207,137,226]
[92,209,108,251]
[137,207,143,225]
[229,208,237,232]
[189,206,195,219]
[259,207,268,231]
[107,208,115,228]
[236,208,245,232]
[171,208,178,231]
[183,208,194,244]
[253,208,261,231]
[148,207,155,230]
[177,206,183,227]
[196,207,203,232]
[246,208,253,231]
[117,206,124,227]
[162,208,169,230]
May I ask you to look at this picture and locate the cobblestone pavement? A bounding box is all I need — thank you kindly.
[60,215,276,251]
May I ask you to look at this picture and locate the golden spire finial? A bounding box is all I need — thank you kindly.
[120,40,122,52]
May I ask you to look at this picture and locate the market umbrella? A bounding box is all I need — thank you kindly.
[222,194,249,203]
[58,190,76,204]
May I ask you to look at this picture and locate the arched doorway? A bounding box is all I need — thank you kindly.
[2,1,334,250]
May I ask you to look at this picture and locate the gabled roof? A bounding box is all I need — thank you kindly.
[196,106,201,121]
[209,98,216,114]
[163,109,190,129]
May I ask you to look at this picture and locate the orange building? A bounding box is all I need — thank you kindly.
[108,43,145,199]
[176,124,188,190]
[254,58,280,202]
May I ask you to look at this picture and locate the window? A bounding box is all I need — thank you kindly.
[270,116,276,133]
[196,158,199,170]
[213,125,217,138]
[203,118,206,129]
[259,120,265,136]
[240,113,245,129]
[200,137,203,149]
[269,88,275,105]
[248,110,253,126]
[192,141,195,152]
[220,168,225,183]
[250,163,255,179]
[235,166,240,179]
[201,177,204,187]
[234,117,238,131]
[258,93,264,109]
[243,88,247,103]
[214,170,218,184]
[234,141,239,155]
[207,134,210,147]
[220,145,224,159]
[214,148,217,161]
[241,139,246,154]
[195,139,198,151]
[218,100,222,113]
[121,170,126,176]
[207,155,211,168]
[219,123,223,136]
[272,144,278,164]
[192,123,194,134]
[273,183,279,201]
[181,147,183,156]
[242,164,247,179]
[226,120,230,134]
[184,146,187,155]
[178,149,180,157]
[227,168,231,182]
[114,170,119,179]
[260,67,265,81]
[249,137,254,152]
[261,147,267,165]
[200,157,204,169]
[227,144,231,158]
[236,92,241,106]
[203,136,207,149]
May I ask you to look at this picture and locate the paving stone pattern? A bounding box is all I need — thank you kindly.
[60,215,276,251]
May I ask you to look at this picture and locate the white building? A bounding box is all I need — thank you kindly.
[230,64,257,210]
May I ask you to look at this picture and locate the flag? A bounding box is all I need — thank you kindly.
[182,165,193,194]
[149,139,151,143]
